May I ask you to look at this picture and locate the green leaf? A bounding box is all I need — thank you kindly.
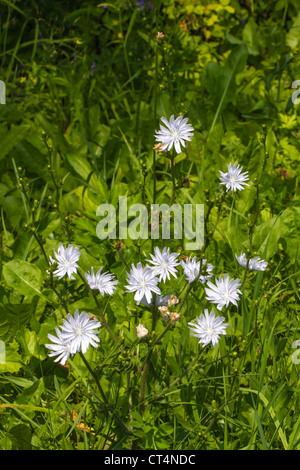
[206,45,248,133]
[3,260,44,298]
[66,146,93,180]
[16,377,45,407]
[0,124,30,161]
[1,376,34,388]
[8,424,32,450]
[0,341,22,373]
[0,303,34,342]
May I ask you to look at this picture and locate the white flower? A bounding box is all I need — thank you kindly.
[60,310,101,355]
[85,267,118,295]
[181,256,214,284]
[188,310,229,348]
[235,252,268,271]
[219,163,249,192]
[139,294,170,308]
[45,327,72,365]
[136,324,149,339]
[51,244,81,280]
[155,115,194,154]
[147,247,180,283]
[125,262,161,305]
[205,274,242,311]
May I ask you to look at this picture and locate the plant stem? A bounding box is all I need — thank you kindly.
[77,270,119,345]
[139,319,173,413]
[170,154,176,204]
[151,29,159,252]
[79,351,132,436]
[29,228,69,315]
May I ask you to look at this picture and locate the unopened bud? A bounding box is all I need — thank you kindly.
[136,324,148,339]
[158,306,170,320]
[168,295,179,306]
[153,142,164,153]
[169,312,180,323]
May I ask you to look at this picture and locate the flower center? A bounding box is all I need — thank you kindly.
[206,327,214,337]
[62,260,73,269]
[223,291,230,300]
[171,130,179,139]
[75,326,83,336]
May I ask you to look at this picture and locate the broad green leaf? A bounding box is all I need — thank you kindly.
[0,341,22,373]
[3,260,44,298]
[0,124,30,161]
[8,424,32,450]
[206,44,248,133]
[0,303,34,342]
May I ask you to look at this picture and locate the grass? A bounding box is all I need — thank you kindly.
[0,0,299,451]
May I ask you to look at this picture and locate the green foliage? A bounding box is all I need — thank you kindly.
[0,0,299,451]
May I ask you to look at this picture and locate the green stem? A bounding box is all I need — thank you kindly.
[29,229,69,315]
[139,317,176,413]
[170,154,176,204]
[151,31,159,252]
[77,270,119,345]
[79,352,132,436]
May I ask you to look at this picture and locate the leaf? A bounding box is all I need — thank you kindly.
[0,124,30,161]
[252,207,300,259]
[3,260,44,298]
[17,328,43,362]
[1,376,34,388]
[206,45,248,133]
[242,18,260,55]
[66,147,93,180]
[0,303,34,342]
[8,424,32,450]
[0,341,22,373]
[16,377,45,407]
[240,132,264,176]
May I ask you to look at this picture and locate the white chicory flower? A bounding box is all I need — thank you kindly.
[155,115,194,154]
[188,310,229,348]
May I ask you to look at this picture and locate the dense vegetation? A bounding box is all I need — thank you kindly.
[0,0,299,450]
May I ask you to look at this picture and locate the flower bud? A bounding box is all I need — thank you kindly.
[136,324,148,339]
[169,312,180,323]
[158,306,170,320]
[168,295,179,306]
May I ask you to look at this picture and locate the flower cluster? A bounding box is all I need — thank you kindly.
[236,252,268,271]
[45,114,269,359]
[181,256,214,284]
[46,310,101,365]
